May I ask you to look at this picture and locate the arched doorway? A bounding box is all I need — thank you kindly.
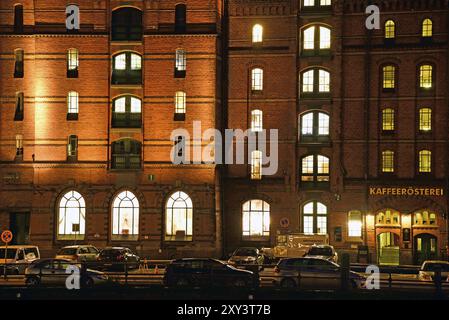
[377,232,400,265]
[414,233,437,265]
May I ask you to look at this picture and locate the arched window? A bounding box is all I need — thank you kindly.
[112,96,142,128]
[302,201,327,234]
[385,20,395,39]
[301,155,330,183]
[111,139,142,169]
[381,150,394,173]
[175,4,187,33]
[303,0,331,7]
[67,48,79,78]
[14,4,23,33]
[242,200,270,239]
[58,191,86,240]
[422,18,433,38]
[414,210,437,226]
[251,110,263,132]
[376,209,400,225]
[251,68,264,91]
[300,111,329,140]
[302,25,331,51]
[382,65,396,90]
[301,68,330,94]
[382,108,395,132]
[112,191,139,240]
[252,24,263,43]
[419,64,433,89]
[111,7,143,41]
[419,108,432,132]
[419,150,432,173]
[112,52,142,85]
[166,191,193,241]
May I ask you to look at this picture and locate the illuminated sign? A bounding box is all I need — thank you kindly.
[369,187,444,197]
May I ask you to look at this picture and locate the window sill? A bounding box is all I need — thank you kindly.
[57,235,86,241]
[164,236,193,242]
[412,224,438,228]
[111,235,139,241]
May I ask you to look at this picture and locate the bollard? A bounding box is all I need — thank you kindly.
[340,253,350,292]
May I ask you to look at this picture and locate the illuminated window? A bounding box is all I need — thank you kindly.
[111,7,143,41]
[301,68,330,94]
[15,134,23,159]
[422,18,433,37]
[302,26,331,51]
[376,209,400,225]
[382,65,396,89]
[302,70,314,92]
[414,210,437,226]
[320,0,331,5]
[175,91,186,114]
[242,200,270,239]
[419,150,432,173]
[14,92,24,121]
[301,155,329,183]
[175,49,186,77]
[348,211,362,237]
[303,201,327,235]
[112,191,139,240]
[300,111,329,139]
[251,110,263,132]
[419,108,432,132]
[251,150,262,180]
[112,52,142,85]
[382,150,394,173]
[67,135,78,160]
[252,24,263,43]
[319,69,330,92]
[166,191,193,241]
[112,96,142,128]
[303,0,331,6]
[251,68,264,91]
[67,91,79,114]
[14,49,24,78]
[111,139,141,169]
[67,48,79,77]
[385,20,395,39]
[58,191,85,240]
[382,108,395,131]
[419,64,433,89]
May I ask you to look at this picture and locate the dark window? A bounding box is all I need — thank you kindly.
[111,139,142,169]
[14,49,24,78]
[112,52,142,85]
[67,135,78,162]
[173,135,186,163]
[112,96,142,128]
[175,4,187,33]
[14,92,24,121]
[111,7,143,41]
[14,4,23,33]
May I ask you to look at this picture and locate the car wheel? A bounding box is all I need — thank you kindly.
[280,278,297,289]
[233,279,247,288]
[26,276,40,287]
[82,277,94,288]
[176,278,190,287]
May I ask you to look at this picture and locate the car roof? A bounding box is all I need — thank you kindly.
[422,260,449,265]
[102,247,129,250]
[60,245,94,249]
[310,245,333,248]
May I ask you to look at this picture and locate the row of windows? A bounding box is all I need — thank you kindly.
[381,150,432,173]
[382,64,434,90]
[384,18,434,39]
[382,108,432,132]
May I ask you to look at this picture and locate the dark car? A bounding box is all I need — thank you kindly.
[228,247,265,266]
[96,247,140,271]
[164,258,259,288]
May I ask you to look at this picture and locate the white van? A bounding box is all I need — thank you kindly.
[0,245,40,274]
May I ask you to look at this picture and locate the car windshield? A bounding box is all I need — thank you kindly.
[24,248,39,260]
[0,249,17,259]
[234,248,257,256]
[423,263,449,272]
[308,247,333,256]
[57,248,77,255]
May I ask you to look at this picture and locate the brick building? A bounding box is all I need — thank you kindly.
[0,0,448,265]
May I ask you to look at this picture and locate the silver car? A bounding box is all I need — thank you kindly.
[304,245,338,263]
[418,260,449,282]
[25,258,108,287]
[273,257,365,290]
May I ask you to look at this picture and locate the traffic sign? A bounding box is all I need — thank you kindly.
[1,230,13,244]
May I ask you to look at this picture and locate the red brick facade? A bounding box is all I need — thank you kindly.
[0,0,448,265]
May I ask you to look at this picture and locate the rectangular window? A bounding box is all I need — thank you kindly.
[67,49,79,78]
[14,49,24,78]
[303,26,315,50]
[251,150,262,180]
[304,0,315,6]
[419,151,432,173]
[251,110,263,132]
[14,5,23,33]
[175,91,186,114]
[67,92,79,120]
[114,54,127,70]
[382,151,394,173]
[348,211,362,237]
[318,113,329,135]
[303,216,314,234]
[319,26,331,49]
[419,108,432,132]
[67,135,78,160]
[382,108,395,131]
[383,66,395,89]
[318,70,330,92]
[302,70,314,92]
[15,134,23,160]
[14,92,24,121]
[175,49,187,78]
[251,68,263,91]
[420,65,433,89]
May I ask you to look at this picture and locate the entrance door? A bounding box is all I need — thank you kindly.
[414,234,437,265]
[9,212,30,245]
[377,232,400,265]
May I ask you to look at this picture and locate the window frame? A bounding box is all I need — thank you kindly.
[165,191,193,241]
[418,107,432,133]
[251,150,262,180]
[252,24,263,44]
[111,7,143,42]
[418,64,434,90]
[300,68,331,96]
[67,135,78,162]
[301,154,330,186]
[175,4,187,33]
[14,92,24,121]
[381,150,395,174]
[57,191,86,241]
[251,67,264,92]
[175,49,187,78]
[422,18,433,38]
[111,190,140,241]
[67,48,79,78]
[242,199,270,240]
[301,25,331,55]
[381,108,395,133]
[382,65,397,92]
[299,111,330,142]
[418,150,432,174]
[302,201,328,235]
[14,49,24,78]
[348,211,362,238]
[112,95,142,128]
[251,109,263,132]
[384,20,396,40]
[112,52,143,85]
[111,139,142,170]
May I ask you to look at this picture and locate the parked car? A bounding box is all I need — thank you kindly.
[273,257,365,290]
[55,245,99,263]
[418,260,449,282]
[96,247,140,271]
[25,258,108,287]
[164,258,259,288]
[0,245,40,275]
[304,245,338,263]
[228,247,265,266]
